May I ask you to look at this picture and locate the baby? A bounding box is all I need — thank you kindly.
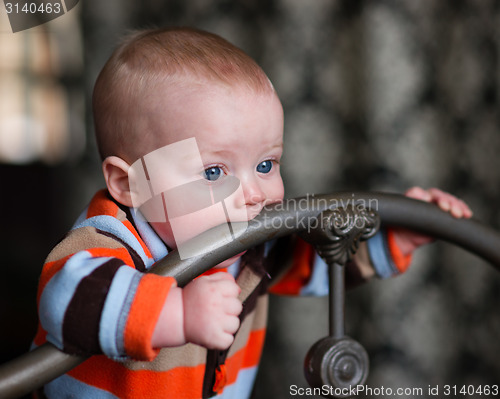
[33,27,471,398]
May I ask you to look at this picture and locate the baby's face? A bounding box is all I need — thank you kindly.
[129,83,284,266]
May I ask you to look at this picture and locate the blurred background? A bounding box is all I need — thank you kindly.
[1,1,499,398]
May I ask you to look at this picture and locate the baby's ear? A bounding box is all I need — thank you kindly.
[102,156,134,207]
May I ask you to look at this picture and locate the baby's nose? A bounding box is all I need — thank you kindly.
[241,179,266,207]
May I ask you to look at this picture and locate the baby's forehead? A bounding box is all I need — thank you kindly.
[123,78,282,160]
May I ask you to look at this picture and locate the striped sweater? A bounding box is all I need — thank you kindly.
[33,190,407,398]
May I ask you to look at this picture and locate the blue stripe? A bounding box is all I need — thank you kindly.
[116,272,141,356]
[99,266,141,359]
[300,253,329,296]
[263,239,276,257]
[367,230,399,278]
[73,215,151,267]
[297,230,401,294]
[44,373,119,399]
[215,366,258,399]
[131,210,168,264]
[73,207,89,226]
[39,252,113,349]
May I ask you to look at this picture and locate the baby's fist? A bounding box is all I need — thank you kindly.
[182,272,242,350]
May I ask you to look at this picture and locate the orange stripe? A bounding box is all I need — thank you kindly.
[38,248,133,307]
[69,355,205,398]
[387,229,412,273]
[86,190,120,218]
[123,220,153,259]
[37,255,72,305]
[240,328,266,369]
[124,274,176,360]
[269,238,314,295]
[87,190,154,260]
[201,267,227,276]
[64,329,266,397]
[86,247,135,267]
[33,324,47,347]
[224,328,266,389]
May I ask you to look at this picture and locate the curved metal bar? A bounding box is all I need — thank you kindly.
[152,192,500,280]
[0,192,499,398]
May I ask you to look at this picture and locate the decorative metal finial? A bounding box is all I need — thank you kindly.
[305,204,380,266]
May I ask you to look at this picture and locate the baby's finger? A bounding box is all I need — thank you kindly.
[216,279,241,298]
[221,315,240,335]
[224,297,243,316]
[206,272,236,283]
[425,188,453,210]
[459,200,473,218]
[210,332,235,350]
[449,198,473,218]
[405,186,432,202]
[427,187,452,202]
[428,189,473,218]
[437,197,452,213]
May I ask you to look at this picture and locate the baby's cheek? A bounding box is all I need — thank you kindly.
[169,199,250,259]
[266,176,285,203]
[169,203,230,243]
[138,195,168,223]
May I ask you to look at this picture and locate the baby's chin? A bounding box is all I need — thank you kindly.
[213,251,247,269]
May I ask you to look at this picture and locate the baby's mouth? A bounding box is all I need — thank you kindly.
[246,206,265,221]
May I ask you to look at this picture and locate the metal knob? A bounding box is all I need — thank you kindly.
[304,336,369,398]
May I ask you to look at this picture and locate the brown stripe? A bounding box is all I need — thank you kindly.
[227,295,268,358]
[62,258,123,355]
[264,235,296,281]
[96,229,146,272]
[45,226,125,264]
[237,246,270,320]
[115,198,139,228]
[238,273,268,322]
[203,246,269,398]
[122,343,207,372]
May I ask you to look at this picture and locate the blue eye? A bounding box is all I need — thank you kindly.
[203,166,223,181]
[257,160,273,174]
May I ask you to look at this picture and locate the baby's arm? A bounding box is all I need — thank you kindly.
[152,272,242,350]
[363,187,473,279]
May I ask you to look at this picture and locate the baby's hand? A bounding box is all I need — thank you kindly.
[406,187,473,218]
[183,272,242,350]
[393,187,473,255]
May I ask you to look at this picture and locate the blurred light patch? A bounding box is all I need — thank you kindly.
[0,3,83,165]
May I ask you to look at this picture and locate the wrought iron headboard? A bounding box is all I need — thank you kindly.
[0,192,499,399]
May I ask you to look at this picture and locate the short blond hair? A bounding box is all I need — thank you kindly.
[93,27,274,161]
